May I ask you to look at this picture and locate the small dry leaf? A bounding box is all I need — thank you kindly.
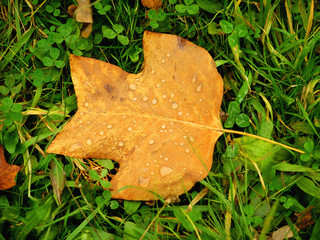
[271,225,295,240]
[68,0,93,38]
[47,31,223,201]
[141,0,162,9]
[0,144,20,190]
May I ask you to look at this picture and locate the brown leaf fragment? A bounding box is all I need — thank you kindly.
[68,4,77,18]
[0,144,20,190]
[295,206,315,229]
[69,0,93,38]
[47,31,224,201]
[141,0,162,9]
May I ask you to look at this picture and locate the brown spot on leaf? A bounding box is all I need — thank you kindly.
[104,84,114,93]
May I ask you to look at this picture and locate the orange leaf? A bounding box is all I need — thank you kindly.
[0,144,20,190]
[141,0,162,9]
[47,31,223,200]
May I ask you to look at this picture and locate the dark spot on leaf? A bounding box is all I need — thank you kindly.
[104,84,114,93]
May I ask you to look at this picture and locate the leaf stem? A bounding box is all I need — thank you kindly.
[214,128,305,154]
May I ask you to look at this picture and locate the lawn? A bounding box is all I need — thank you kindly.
[0,0,320,239]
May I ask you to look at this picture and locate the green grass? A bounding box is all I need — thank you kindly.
[1,0,320,239]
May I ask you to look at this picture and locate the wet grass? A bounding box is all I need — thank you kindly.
[1,0,320,239]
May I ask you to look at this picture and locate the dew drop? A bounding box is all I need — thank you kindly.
[164,157,168,161]
[135,78,139,82]
[128,127,133,132]
[103,123,106,126]
[129,84,137,90]
[192,73,197,83]
[180,142,184,146]
[84,102,89,107]
[107,124,112,129]
[189,136,195,142]
[171,102,178,109]
[154,159,157,163]
[171,93,175,97]
[159,166,174,177]
[196,83,202,92]
[199,98,203,102]
[138,176,151,188]
[149,139,155,145]
[123,115,126,119]
[161,124,166,129]
[150,172,155,176]
[118,141,124,147]
[161,59,166,64]
[178,111,183,116]
[169,129,173,132]
[185,148,190,153]
[146,163,150,167]
[166,53,171,57]
[162,79,166,83]
[162,94,167,98]
[69,143,82,152]
[152,98,158,104]
[152,70,155,74]
[156,84,160,88]
[79,120,83,124]
[143,96,149,102]
[80,112,85,116]
[133,97,137,101]
[100,131,104,135]
[86,139,92,146]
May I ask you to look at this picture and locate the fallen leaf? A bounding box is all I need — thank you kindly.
[0,144,20,190]
[47,31,223,200]
[141,0,162,9]
[271,225,295,240]
[68,0,93,38]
